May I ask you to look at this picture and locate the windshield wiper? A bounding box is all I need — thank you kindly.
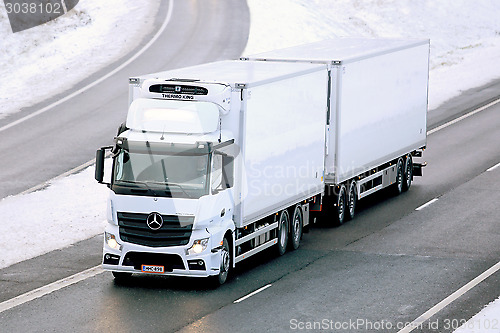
[143,181,193,199]
[115,180,193,199]
[115,180,160,197]
[165,183,193,199]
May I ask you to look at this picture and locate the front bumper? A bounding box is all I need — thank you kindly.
[102,225,222,278]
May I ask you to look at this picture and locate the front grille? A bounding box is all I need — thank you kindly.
[118,212,194,247]
[123,252,185,271]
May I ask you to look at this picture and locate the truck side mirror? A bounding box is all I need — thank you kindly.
[95,147,112,186]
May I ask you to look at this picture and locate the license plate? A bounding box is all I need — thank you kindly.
[141,265,164,274]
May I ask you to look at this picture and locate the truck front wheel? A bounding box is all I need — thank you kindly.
[213,237,231,286]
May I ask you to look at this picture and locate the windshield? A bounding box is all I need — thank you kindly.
[112,148,210,199]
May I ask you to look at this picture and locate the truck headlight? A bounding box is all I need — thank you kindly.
[187,238,209,255]
[105,232,122,251]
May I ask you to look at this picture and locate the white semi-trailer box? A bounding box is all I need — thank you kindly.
[243,38,429,222]
[96,60,329,285]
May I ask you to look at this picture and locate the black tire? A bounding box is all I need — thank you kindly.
[402,155,413,192]
[277,210,289,256]
[212,237,231,286]
[393,158,404,195]
[334,185,347,226]
[112,271,132,281]
[346,181,357,221]
[289,205,303,250]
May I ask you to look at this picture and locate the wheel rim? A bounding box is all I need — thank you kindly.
[221,247,230,273]
[218,240,230,283]
[397,162,403,191]
[406,158,412,188]
[293,210,301,243]
[348,185,355,216]
[280,215,287,248]
[338,189,345,221]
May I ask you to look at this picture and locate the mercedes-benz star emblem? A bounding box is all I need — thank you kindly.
[146,212,163,231]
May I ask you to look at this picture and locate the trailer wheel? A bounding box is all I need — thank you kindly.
[393,158,404,195]
[402,155,413,192]
[277,210,289,256]
[346,181,357,221]
[334,185,347,225]
[290,205,303,250]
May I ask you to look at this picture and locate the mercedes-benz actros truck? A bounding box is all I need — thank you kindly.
[95,38,429,285]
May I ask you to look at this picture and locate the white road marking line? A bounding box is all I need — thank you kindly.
[18,152,113,196]
[415,198,438,211]
[234,284,272,304]
[427,98,500,135]
[397,261,500,333]
[19,157,96,195]
[0,266,104,314]
[60,0,68,13]
[486,162,500,172]
[0,0,175,134]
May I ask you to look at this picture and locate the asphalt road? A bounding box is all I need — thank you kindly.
[0,0,250,198]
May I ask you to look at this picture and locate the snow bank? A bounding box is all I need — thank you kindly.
[0,166,108,268]
[0,0,160,119]
[455,296,500,332]
[244,0,500,109]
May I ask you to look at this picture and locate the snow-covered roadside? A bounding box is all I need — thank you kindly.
[455,296,500,332]
[243,0,500,110]
[0,0,160,119]
[0,165,108,269]
[1,0,500,272]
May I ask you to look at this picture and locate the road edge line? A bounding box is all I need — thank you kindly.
[486,162,500,172]
[397,261,500,333]
[18,157,97,196]
[427,98,500,135]
[234,284,272,303]
[0,265,104,314]
[415,198,439,211]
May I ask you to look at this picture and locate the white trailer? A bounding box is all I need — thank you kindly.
[95,60,329,284]
[242,38,429,224]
